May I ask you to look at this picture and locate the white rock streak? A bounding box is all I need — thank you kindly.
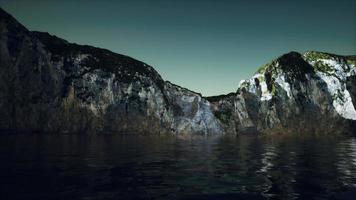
[260,80,272,101]
[313,59,356,120]
[275,74,292,98]
[238,73,272,101]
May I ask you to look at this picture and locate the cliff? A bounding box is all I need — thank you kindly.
[0,8,355,135]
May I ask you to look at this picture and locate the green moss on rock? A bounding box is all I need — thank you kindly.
[304,51,334,62]
[313,60,334,74]
[257,62,272,74]
[346,56,356,66]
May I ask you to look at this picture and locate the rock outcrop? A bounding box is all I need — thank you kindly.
[0,8,355,135]
[207,52,356,134]
[0,8,222,134]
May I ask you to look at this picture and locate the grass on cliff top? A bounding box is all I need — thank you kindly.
[256,61,273,74]
[303,51,335,61]
[257,51,355,76]
[304,51,356,73]
[346,56,356,66]
[304,51,356,64]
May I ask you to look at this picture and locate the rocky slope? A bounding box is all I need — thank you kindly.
[0,8,355,135]
[207,52,356,135]
[0,8,222,134]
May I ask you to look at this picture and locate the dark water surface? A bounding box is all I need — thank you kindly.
[0,134,356,200]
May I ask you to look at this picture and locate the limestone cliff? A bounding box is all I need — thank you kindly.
[207,52,356,134]
[0,8,355,135]
[0,8,222,134]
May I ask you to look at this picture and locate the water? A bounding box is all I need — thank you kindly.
[0,134,356,200]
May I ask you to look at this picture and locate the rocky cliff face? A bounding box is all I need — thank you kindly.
[0,8,355,135]
[207,52,356,135]
[0,8,222,134]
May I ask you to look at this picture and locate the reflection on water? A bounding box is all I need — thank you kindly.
[336,138,356,188]
[0,134,355,200]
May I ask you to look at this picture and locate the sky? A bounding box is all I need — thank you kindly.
[0,0,355,96]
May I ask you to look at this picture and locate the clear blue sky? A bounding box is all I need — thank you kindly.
[1,0,355,96]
